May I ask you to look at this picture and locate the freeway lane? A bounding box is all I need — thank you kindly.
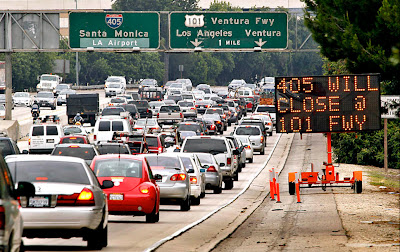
[21,129,282,251]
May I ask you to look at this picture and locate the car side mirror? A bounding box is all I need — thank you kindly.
[101,180,114,189]
[15,181,35,197]
[22,150,29,154]
[187,168,194,173]
[219,163,225,167]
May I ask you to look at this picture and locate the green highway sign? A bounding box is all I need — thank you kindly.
[69,12,160,49]
[169,12,288,50]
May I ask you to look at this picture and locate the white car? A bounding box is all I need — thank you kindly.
[239,137,254,163]
[0,104,5,120]
[254,105,276,125]
[249,113,273,136]
[13,92,32,107]
[233,125,265,154]
[179,153,206,205]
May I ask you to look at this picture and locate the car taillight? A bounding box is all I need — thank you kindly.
[28,138,31,146]
[210,125,215,129]
[147,108,150,113]
[180,113,183,118]
[190,176,198,184]
[267,122,272,125]
[158,146,163,153]
[140,186,149,194]
[0,206,4,230]
[227,158,231,165]
[207,166,217,172]
[157,113,159,118]
[93,135,96,141]
[76,188,95,206]
[261,136,264,143]
[245,145,251,149]
[170,173,186,181]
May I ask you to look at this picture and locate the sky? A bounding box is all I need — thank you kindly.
[198,0,305,9]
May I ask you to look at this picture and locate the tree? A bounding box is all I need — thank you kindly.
[303,0,400,93]
[112,0,199,11]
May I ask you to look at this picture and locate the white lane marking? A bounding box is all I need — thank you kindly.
[144,133,282,252]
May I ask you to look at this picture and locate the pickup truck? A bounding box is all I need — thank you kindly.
[157,105,183,125]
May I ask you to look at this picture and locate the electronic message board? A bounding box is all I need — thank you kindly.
[275,74,381,133]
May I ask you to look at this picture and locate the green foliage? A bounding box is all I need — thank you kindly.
[209,0,242,11]
[331,120,400,169]
[303,0,400,92]
[113,0,199,11]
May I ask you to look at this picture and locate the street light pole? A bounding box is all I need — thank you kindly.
[75,0,79,86]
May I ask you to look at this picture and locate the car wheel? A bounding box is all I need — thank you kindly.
[260,148,265,155]
[224,125,227,131]
[180,195,191,211]
[224,180,233,190]
[146,202,159,223]
[249,158,253,163]
[237,165,242,173]
[57,102,61,106]
[87,223,107,249]
[228,121,232,126]
[233,172,239,181]
[269,132,273,136]
[191,196,201,205]
[200,190,205,198]
[213,186,222,194]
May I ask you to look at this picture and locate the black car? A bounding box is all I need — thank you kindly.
[129,100,152,118]
[96,142,131,155]
[177,122,205,136]
[119,104,139,120]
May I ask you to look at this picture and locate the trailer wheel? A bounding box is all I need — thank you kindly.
[288,182,295,195]
[354,180,362,194]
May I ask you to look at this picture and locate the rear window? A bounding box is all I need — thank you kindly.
[241,121,264,129]
[132,101,149,107]
[46,126,59,136]
[257,106,275,113]
[7,161,90,184]
[102,107,125,116]
[236,127,261,135]
[93,159,142,177]
[32,126,44,136]
[146,137,159,147]
[112,121,124,131]
[96,144,131,155]
[183,139,227,154]
[98,121,110,131]
[60,137,85,144]
[205,109,223,115]
[180,157,194,172]
[53,146,96,160]
[178,101,194,107]
[178,124,201,132]
[0,140,14,157]
[146,156,181,169]
[160,106,180,113]
[110,98,125,103]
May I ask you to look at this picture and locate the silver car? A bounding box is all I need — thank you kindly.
[143,153,191,211]
[233,125,265,154]
[239,137,254,163]
[194,153,223,194]
[5,155,114,250]
[179,153,206,205]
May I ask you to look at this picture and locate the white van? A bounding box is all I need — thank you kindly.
[29,124,63,154]
[93,117,133,143]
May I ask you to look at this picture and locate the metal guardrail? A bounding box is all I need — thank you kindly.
[71,84,139,90]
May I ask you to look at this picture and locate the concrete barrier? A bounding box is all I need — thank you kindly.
[70,84,139,90]
[0,120,20,141]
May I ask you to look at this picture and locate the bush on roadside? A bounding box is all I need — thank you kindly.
[331,120,400,169]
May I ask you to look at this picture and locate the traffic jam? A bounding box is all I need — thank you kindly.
[5,76,277,250]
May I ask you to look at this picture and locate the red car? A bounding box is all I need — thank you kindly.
[59,135,89,144]
[91,154,161,223]
[146,134,165,154]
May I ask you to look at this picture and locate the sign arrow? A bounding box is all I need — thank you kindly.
[254,38,267,47]
[190,38,203,47]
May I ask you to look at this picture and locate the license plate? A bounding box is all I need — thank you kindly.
[109,194,123,200]
[46,139,54,143]
[28,196,50,207]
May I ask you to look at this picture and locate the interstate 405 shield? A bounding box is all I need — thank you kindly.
[275,74,381,133]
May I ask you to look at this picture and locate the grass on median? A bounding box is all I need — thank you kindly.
[366,168,400,192]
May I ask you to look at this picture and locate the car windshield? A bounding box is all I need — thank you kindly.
[236,127,261,135]
[61,137,86,144]
[178,124,201,132]
[110,98,125,103]
[120,105,137,114]
[160,106,180,113]
[41,75,58,81]
[94,159,142,177]
[53,146,96,160]
[257,106,276,113]
[205,109,223,115]
[231,80,244,84]
[203,114,220,120]
[182,95,193,100]
[102,107,125,116]
[56,85,69,90]
[14,92,29,97]
[64,127,84,134]
[109,84,122,88]
[178,101,194,107]
[96,144,130,155]
[183,139,227,154]
[37,92,53,98]
[7,161,90,184]
[141,79,155,85]
[146,156,181,169]
[170,83,183,88]
[107,77,122,83]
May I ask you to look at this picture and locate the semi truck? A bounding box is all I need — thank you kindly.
[36,74,62,93]
[66,93,99,126]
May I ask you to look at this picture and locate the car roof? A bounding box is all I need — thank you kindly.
[5,154,85,163]
[92,154,144,161]
[55,143,94,148]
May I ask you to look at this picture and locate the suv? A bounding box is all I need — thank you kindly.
[181,136,239,189]
[35,91,57,110]
[130,100,152,118]
[254,105,276,125]
[233,125,265,155]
